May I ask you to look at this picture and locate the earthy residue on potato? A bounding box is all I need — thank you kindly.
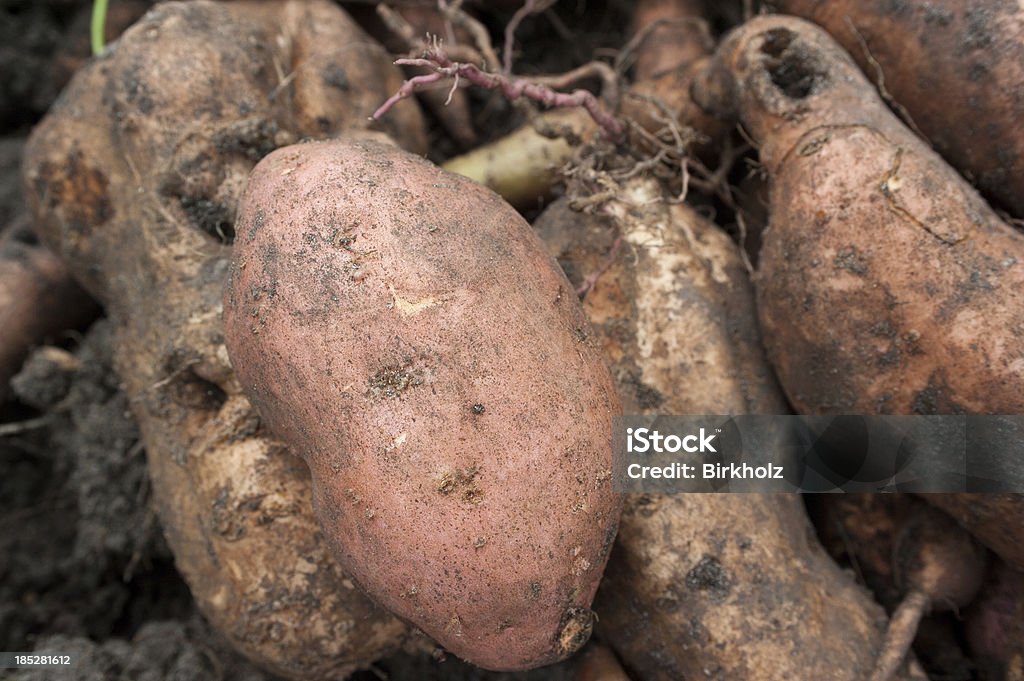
[368,364,424,399]
[437,466,483,504]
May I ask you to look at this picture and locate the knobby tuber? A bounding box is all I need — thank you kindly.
[23,1,427,678]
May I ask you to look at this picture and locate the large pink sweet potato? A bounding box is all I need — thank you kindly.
[223,137,623,671]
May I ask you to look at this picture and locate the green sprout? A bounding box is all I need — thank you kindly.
[91,0,110,56]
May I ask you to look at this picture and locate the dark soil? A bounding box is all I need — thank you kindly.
[0,0,152,133]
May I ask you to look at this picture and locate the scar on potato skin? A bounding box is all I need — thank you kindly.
[833,246,869,275]
[437,466,483,504]
[554,607,594,656]
[685,554,733,601]
[36,153,113,237]
[367,365,423,398]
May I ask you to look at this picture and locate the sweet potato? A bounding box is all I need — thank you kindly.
[629,0,710,81]
[534,182,923,680]
[811,495,977,680]
[770,0,1024,219]
[706,15,1024,588]
[921,494,1024,572]
[24,1,427,677]
[0,219,97,398]
[809,494,918,608]
[966,559,1024,680]
[535,183,783,416]
[871,505,988,681]
[223,138,623,671]
[707,14,1024,416]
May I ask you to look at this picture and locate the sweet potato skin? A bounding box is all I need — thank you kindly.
[535,183,920,680]
[0,224,96,397]
[535,182,784,416]
[23,1,426,677]
[810,494,920,609]
[772,0,1024,219]
[712,15,1024,416]
[921,494,1024,571]
[629,0,711,81]
[966,560,1024,678]
[223,138,623,671]
[603,493,921,681]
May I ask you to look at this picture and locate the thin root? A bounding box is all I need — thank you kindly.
[844,17,926,141]
[614,17,712,77]
[869,589,929,681]
[374,45,625,140]
[576,235,623,298]
[503,0,556,75]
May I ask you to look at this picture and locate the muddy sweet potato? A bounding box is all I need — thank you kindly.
[920,494,1024,572]
[222,137,623,671]
[0,219,96,398]
[872,505,988,681]
[771,0,1024,219]
[535,182,783,416]
[707,15,1024,416]
[534,181,923,680]
[966,559,1024,680]
[705,15,1024,586]
[23,1,427,678]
